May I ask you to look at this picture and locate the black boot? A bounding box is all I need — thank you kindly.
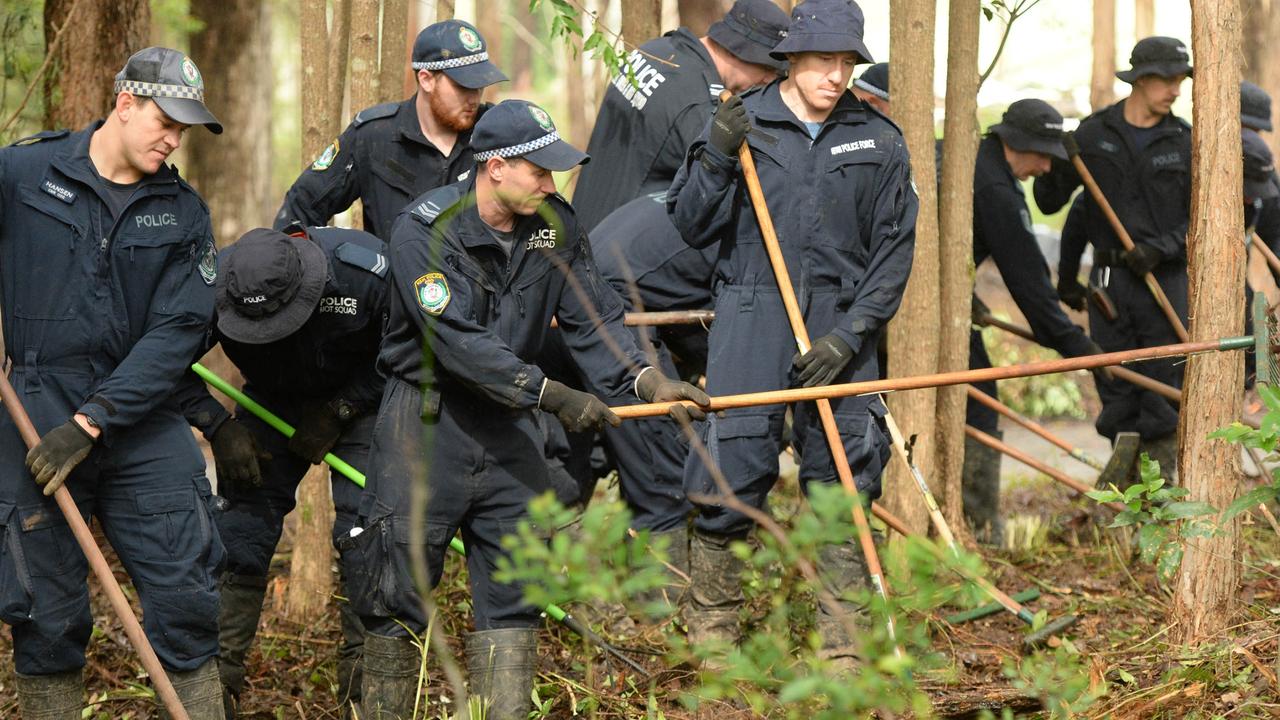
[962,433,1004,546]
[1098,431,1141,491]
[815,535,875,670]
[160,659,226,719]
[15,669,83,719]
[685,529,745,658]
[465,628,538,720]
[336,598,366,717]
[361,633,420,720]
[633,527,690,614]
[216,573,267,715]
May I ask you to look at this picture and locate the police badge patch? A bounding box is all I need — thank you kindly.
[415,273,450,315]
[312,140,339,171]
[199,240,218,286]
[181,57,202,88]
[459,26,483,52]
[529,105,554,132]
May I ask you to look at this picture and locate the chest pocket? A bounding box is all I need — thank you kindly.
[368,157,417,203]
[818,151,883,282]
[15,187,91,320]
[446,254,496,324]
[115,213,187,279]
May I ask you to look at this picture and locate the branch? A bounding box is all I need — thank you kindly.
[977,0,1045,92]
[0,0,87,140]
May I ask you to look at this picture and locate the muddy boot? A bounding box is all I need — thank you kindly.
[815,535,876,671]
[962,433,1004,546]
[1098,431,1140,491]
[216,573,267,715]
[361,633,420,720]
[15,669,83,719]
[160,659,226,719]
[633,527,690,615]
[465,628,537,720]
[336,598,365,717]
[1140,433,1179,485]
[685,529,744,655]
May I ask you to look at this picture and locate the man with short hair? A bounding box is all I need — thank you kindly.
[0,47,225,717]
[177,226,389,716]
[354,100,709,719]
[668,0,916,662]
[274,19,506,240]
[1034,36,1192,480]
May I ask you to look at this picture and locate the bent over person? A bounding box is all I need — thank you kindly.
[0,48,225,717]
[353,100,708,720]
[668,0,916,664]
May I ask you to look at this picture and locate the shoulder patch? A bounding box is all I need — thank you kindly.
[198,239,218,285]
[353,102,399,127]
[312,139,340,171]
[10,129,69,147]
[334,241,389,278]
[414,272,450,315]
[411,185,464,225]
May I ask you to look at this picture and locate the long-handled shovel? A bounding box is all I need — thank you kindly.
[552,309,715,328]
[726,104,901,655]
[0,371,189,719]
[965,425,1124,513]
[966,386,1106,472]
[191,364,650,676]
[1064,133,1189,342]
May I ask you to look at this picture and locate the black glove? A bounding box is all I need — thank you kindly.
[539,380,620,433]
[1123,244,1163,277]
[289,401,345,464]
[26,419,95,496]
[791,334,854,388]
[1057,277,1087,312]
[635,369,711,425]
[708,94,749,158]
[1083,339,1114,385]
[211,418,271,492]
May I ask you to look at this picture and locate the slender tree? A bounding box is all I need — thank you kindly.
[1134,0,1154,40]
[1172,0,1245,646]
[1091,0,1116,112]
[437,0,455,21]
[622,0,663,47]
[1241,0,1266,82]
[43,0,149,129]
[349,0,383,111]
[678,0,725,36]
[380,0,410,102]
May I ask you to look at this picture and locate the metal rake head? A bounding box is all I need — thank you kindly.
[1254,292,1280,387]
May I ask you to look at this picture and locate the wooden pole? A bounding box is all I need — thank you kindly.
[965,386,1106,471]
[964,426,1122,512]
[1253,233,1280,277]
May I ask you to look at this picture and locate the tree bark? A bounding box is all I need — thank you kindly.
[678,0,726,36]
[622,0,663,48]
[563,14,589,197]
[326,0,354,140]
[1091,0,1116,112]
[935,0,980,545]
[43,0,150,130]
[476,0,505,81]
[437,0,455,21]
[884,0,939,537]
[1172,0,1245,646]
[381,0,411,102]
[512,0,535,92]
[1134,0,1155,40]
[1241,0,1266,82]
[285,465,338,619]
[350,0,383,111]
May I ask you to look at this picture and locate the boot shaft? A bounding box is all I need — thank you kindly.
[16,670,83,720]
[465,628,537,720]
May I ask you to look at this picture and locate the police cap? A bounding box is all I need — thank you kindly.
[706,0,791,72]
[854,62,889,102]
[769,0,874,65]
[114,47,222,134]
[412,20,508,89]
[1242,80,1273,132]
[1243,129,1279,201]
[989,99,1067,161]
[472,100,588,172]
[1116,36,1192,84]
[215,228,328,344]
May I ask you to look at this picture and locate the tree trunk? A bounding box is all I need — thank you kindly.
[476,0,505,79]
[187,0,272,248]
[350,0,383,111]
[622,0,663,48]
[437,0,455,21]
[285,465,338,619]
[1091,0,1116,112]
[934,0,980,545]
[326,0,354,140]
[678,0,726,36]
[1134,0,1155,40]
[301,0,330,162]
[563,15,589,197]
[43,0,150,130]
[512,0,534,92]
[884,0,939,538]
[381,0,411,102]
[1172,0,1245,646]
[1241,0,1266,82]
[1262,0,1280,160]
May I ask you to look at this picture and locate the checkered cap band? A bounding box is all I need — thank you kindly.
[853,78,888,101]
[412,52,490,71]
[473,131,561,161]
[114,79,204,102]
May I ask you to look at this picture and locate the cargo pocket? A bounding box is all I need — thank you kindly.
[133,487,200,562]
[0,503,34,623]
[708,414,775,484]
[339,516,412,618]
[18,503,74,577]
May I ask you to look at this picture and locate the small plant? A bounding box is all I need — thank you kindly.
[1212,384,1280,522]
[981,321,1087,419]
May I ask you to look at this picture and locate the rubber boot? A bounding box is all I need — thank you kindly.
[361,633,420,720]
[336,597,365,717]
[216,573,267,716]
[685,529,745,655]
[962,433,1004,546]
[1140,433,1179,485]
[159,659,226,719]
[815,534,876,672]
[465,628,538,720]
[633,527,690,615]
[1098,431,1141,491]
[15,669,83,719]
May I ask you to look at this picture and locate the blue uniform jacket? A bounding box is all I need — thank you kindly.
[0,122,216,438]
[178,227,391,437]
[379,180,649,409]
[667,81,918,357]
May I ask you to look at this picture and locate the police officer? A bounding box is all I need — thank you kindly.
[668,0,916,662]
[177,226,389,715]
[572,0,790,230]
[1034,36,1192,480]
[0,47,225,717]
[274,20,506,239]
[851,61,889,115]
[355,100,708,719]
[964,100,1105,544]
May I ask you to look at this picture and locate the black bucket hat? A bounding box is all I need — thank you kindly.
[1242,80,1273,132]
[1116,36,1192,84]
[853,62,889,101]
[769,0,874,65]
[215,228,328,344]
[706,0,791,72]
[114,47,222,133]
[472,100,588,171]
[989,99,1067,161]
[412,19,507,89]
[1243,129,1279,201]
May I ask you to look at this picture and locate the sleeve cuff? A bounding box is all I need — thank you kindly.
[831,327,865,359]
[633,366,657,400]
[77,403,110,438]
[697,143,737,174]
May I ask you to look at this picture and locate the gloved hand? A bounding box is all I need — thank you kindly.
[26,419,95,496]
[635,369,711,425]
[791,334,854,388]
[1057,277,1087,312]
[709,94,750,158]
[1083,339,1114,384]
[211,418,271,493]
[539,379,620,432]
[289,401,345,464]
[1123,244,1163,277]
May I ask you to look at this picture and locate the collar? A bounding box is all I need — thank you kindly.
[50,119,178,196]
[978,134,1018,187]
[398,96,475,156]
[750,80,867,131]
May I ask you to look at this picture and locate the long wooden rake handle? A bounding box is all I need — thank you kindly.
[966,386,1106,471]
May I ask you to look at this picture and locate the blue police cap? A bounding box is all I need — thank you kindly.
[472,100,588,172]
[854,61,889,101]
[1115,36,1192,84]
[706,0,791,72]
[114,47,222,134]
[989,99,1067,161]
[769,0,873,64]
[1242,80,1273,132]
[1243,129,1279,201]
[412,20,507,89]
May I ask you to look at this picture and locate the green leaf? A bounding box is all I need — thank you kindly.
[1162,501,1216,520]
[777,675,825,703]
[1086,489,1122,503]
[1222,486,1279,522]
[1122,484,1147,504]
